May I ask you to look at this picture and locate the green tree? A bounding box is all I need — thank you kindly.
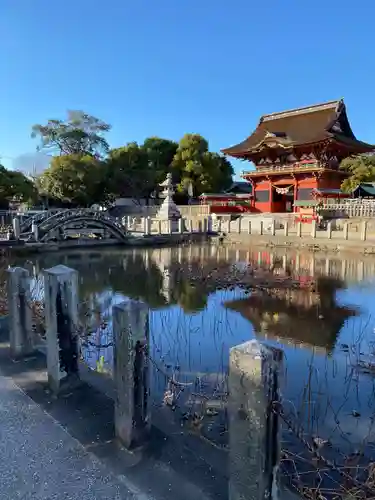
[31,110,111,157]
[172,133,233,196]
[0,165,38,206]
[37,155,105,206]
[105,142,155,202]
[340,154,375,192]
[142,137,178,185]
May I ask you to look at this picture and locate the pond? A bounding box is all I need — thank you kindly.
[7,244,375,498]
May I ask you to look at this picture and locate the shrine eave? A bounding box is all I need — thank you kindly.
[223,137,375,159]
[241,167,348,179]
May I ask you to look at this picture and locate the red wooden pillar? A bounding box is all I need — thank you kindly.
[268,179,273,212]
[293,178,298,213]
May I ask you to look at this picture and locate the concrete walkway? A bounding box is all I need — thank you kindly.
[0,373,145,500]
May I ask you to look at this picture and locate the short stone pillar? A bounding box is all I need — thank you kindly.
[296,222,302,237]
[157,220,162,234]
[229,340,283,500]
[259,220,263,235]
[202,218,208,233]
[237,218,242,234]
[197,220,203,233]
[361,221,367,241]
[284,222,288,236]
[168,219,173,234]
[178,218,184,234]
[113,300,150,449]
[248,220,252,235]
[188,219,193,233]
[311,220,316,238]
[326,221,332,239]
[207,215,213,232]
[270,220,275,236]
[143,217,151,236]
[12,217,20,239]
[31,222,39,241]
[343,222,349,240]
[7,267,34,357]
[43,265,79,394]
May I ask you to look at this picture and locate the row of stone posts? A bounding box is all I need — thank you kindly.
[7,263,286,499]
[123,215,212,235]
[7,264,150,449]
[217,216,372,242]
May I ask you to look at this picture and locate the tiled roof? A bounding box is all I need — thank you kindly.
[222,99,374,158]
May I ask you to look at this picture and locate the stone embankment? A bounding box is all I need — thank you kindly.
[218,217,375,255]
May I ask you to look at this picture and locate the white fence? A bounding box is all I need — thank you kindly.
[320,202,375,218]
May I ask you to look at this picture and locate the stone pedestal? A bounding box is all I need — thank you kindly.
[229,340,283,500]
[43,265,79,393]
[113,300,150,449]
[7,267,34,357]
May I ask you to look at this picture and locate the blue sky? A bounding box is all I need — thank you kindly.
[1,0,374,178]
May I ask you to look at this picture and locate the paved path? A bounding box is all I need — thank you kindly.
[0,373,146,500]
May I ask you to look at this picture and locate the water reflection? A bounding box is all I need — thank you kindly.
[10,245,375,498]
[225,277,357,353]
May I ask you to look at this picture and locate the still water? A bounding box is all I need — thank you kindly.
[11,244,375,497]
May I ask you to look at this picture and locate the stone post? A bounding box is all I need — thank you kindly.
[188,219,193,233]
[311,220,316,238]
[248,220,252,235]
[229,340,283,500]
[7,267,34,357]
[284,222,288,237]
[326,221,332,239]
[43,265,79,394]
[270,220,275,236]
[202,218,208,233]
[113,300,150,449]
[144,217,151,235]
[32,222,39,241]
[361,221,367,241]
[207,215,213,232]
[178,218,184,234]
[343,222,349,240]
[227,219,232,234]
[237,218,242,234]
[197,220,202,233]
[157,220,162,234]
[296,222,302,237]
[12,217,20,239]
[259,220,263,235]
[168,220,173,234]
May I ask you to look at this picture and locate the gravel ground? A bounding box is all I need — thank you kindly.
[0,373,148,500]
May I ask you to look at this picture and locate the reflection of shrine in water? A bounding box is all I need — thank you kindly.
[225,277,358,352]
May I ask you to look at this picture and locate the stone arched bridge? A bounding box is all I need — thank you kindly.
[20,209,128,242]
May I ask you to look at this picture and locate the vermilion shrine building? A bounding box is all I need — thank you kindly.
[221,99,374,213]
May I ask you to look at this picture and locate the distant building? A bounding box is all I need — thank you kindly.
[199,181,253,214]
[352,182,375,198]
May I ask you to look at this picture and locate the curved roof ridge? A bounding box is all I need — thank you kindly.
[261,99,342,123]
